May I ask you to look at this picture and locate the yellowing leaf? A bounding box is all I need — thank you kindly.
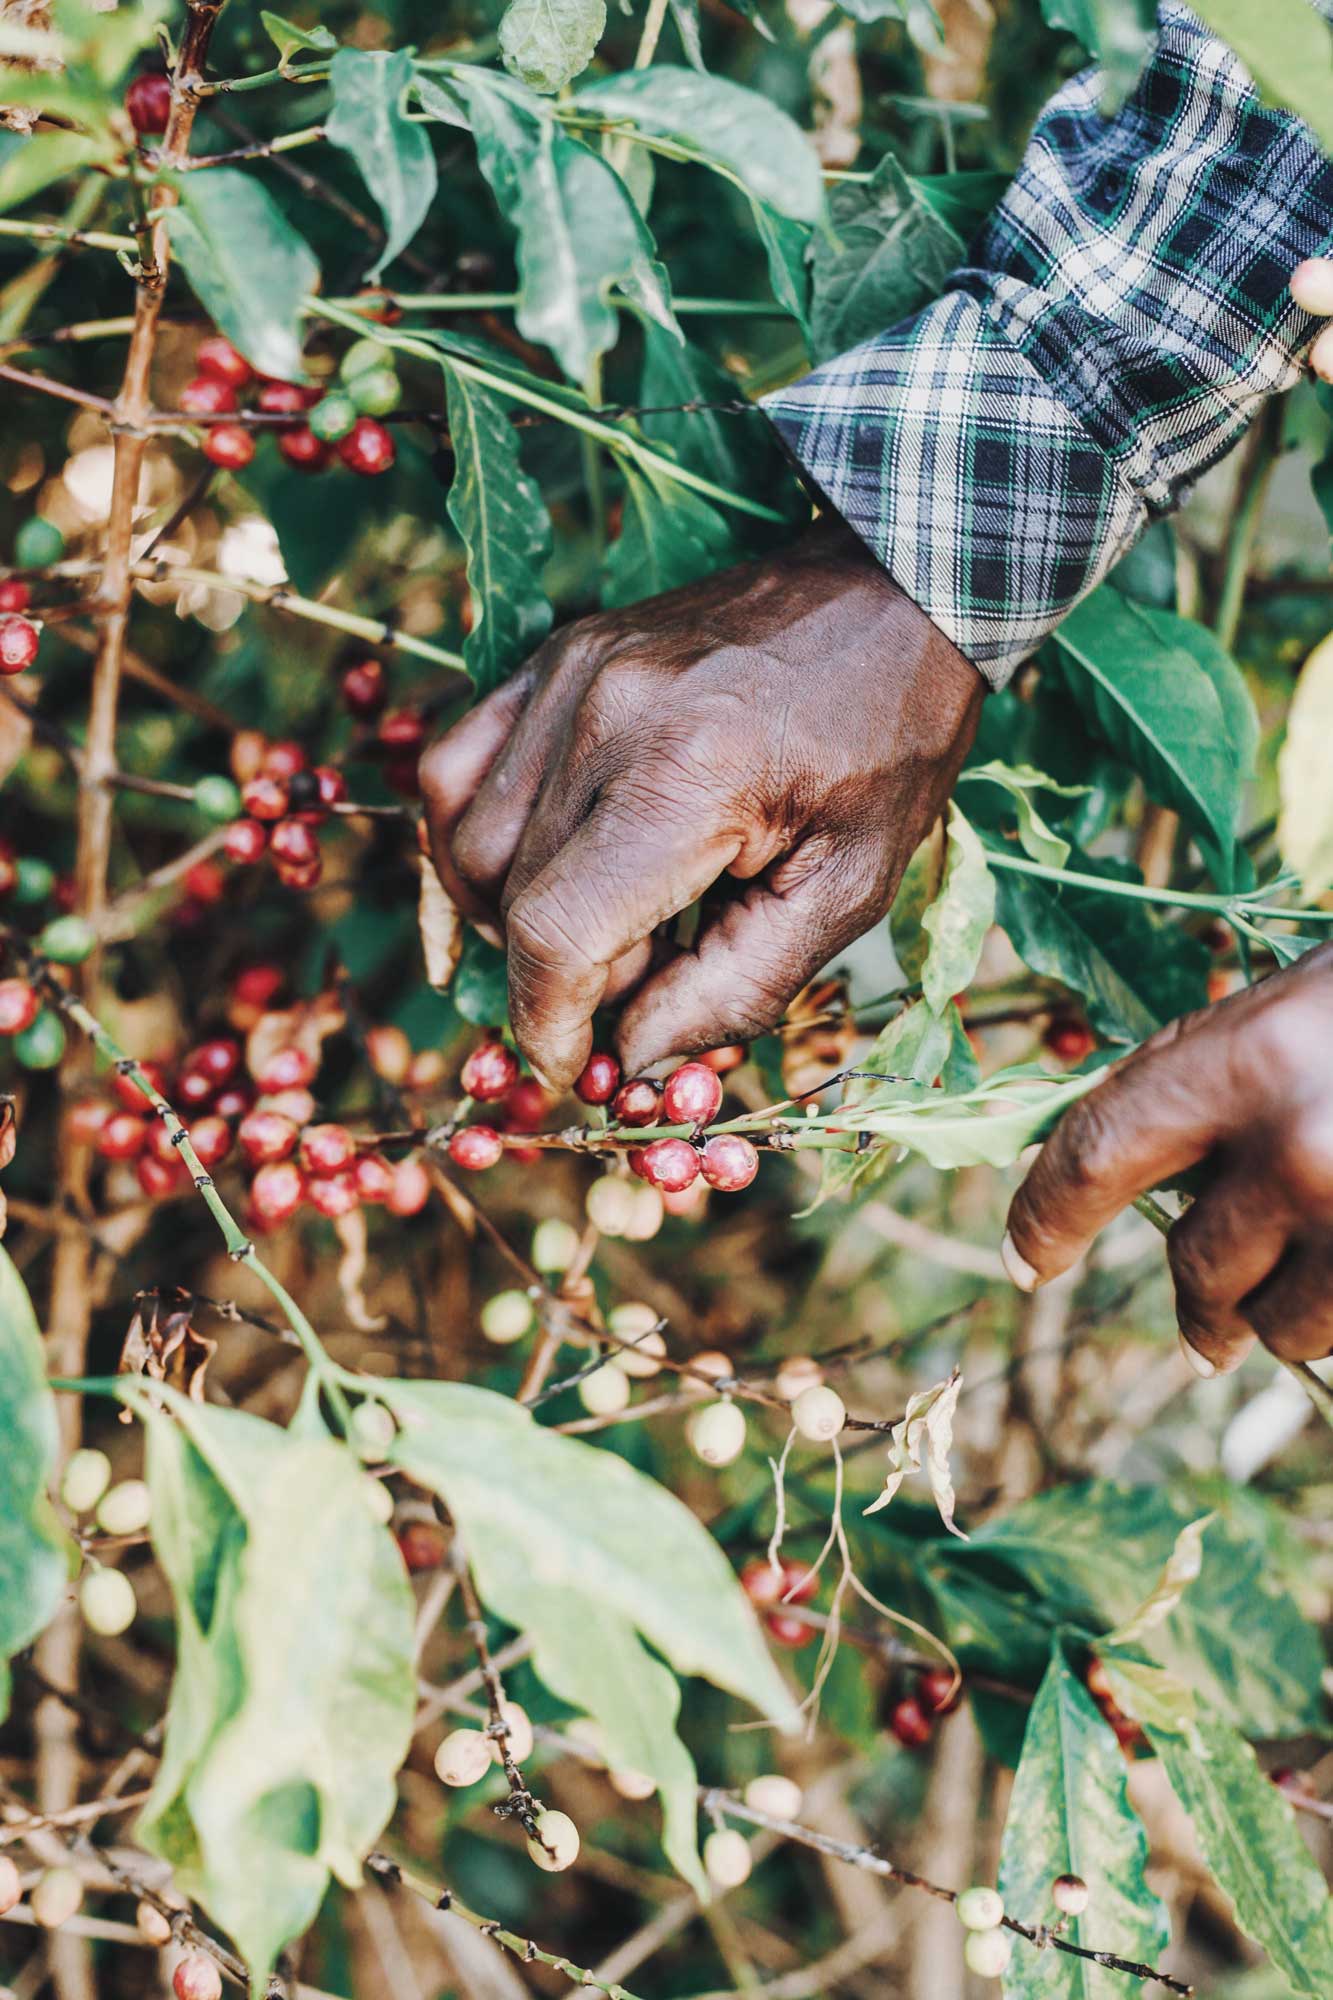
[418,857,463,991]
[1106,1513,1213,1650]
[1278,629,1333,898]
[919,802,994,1014]
[865,1367,966,1536]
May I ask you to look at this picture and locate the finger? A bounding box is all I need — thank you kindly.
[1165,1175,1287,1376]
[1292,256,1333,316]
[1003,1029,1230,1288]
[1242,1241,1333,1363]
[419,666,538,917]
[505,798,741,1089]
[1313,321,1333,386]
[616,835,887,1074]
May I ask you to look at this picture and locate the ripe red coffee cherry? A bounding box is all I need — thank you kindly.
[449,1124,503,1171]
[232,963,283,1010]
[262,740,307,781]
[300,1122,356,1178]
[308,1170,360,1218]
[385,1155,431,1214]
[338,416,395,475]
[0,977,40,1034]
[613,1079,662,1127]
[765,1611,816,1649]
[111,1058,167,1111]
[461,1040,520,1102]
[637,1137,699,1193]
[258,381,317,417]
[67,1097,111,1146]
[173,1951,223,2000]
[662,1062,723,1128]
[275,857,322,890]
[269,818,320,870]
[505,1076,550,1129]
[249,1159,306,1228]
[223,816,267,865]
[1045,1017,1096,1062]
[176,1068,215,1110]
[0,580,30,613]
[377,706,426,755]
[741,1557,817,1609]
[918,1666,962,1715]
[305,765,347,817]
[575,1051,621,1105]
[211,1081,254,1122]
[125,70,172,134]
[889,1696,933,1748]
[196,336,252,388]
[138,1151,186,1198]
[186,1038,240,1086]
[202,422,256,470]
[700,1134,759,1192]
[187,1116,232,1169]
[253,1043,316,1093]
[354,1152,394,1203]
[0,616,40,674]
[699,1044,746,1073]
[240,776,289,823]
[398,1519,448,1571]
[97,1110,149,1160]
[183,859,226,905]
[238,1109,299,1165]
[178,376,236,417]
[277,426,330,471]
[342,658,387,718]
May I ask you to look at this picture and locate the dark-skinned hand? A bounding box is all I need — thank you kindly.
[1003,940,1333,1370]
[420,519,983,1090]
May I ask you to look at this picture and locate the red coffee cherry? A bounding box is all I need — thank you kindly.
[448,1125,503,1171]
[67,1097,111,1146]
[0,978,40,1034]
[398,1519,448,1571]
[186,1038,240,1085]
[299,1123,356,1178]
[111,1058,167,1111]
[237,1109,299,1166]
[231,963,283,1010]
[0,580,30,613]
[307,1170,359,1218]
[211,1080,254,1122]
[258,381,317,417]
[377,707,426,755]
[385,1154,431,1215]
[183,859,226,905]
[338,416,395,475]
[741,1557,817,1608]
[138,1151,187,1199]
[187,1115,233,1169]
[173,1952,223,2000]
[700,1134,759,1192]
[240,776,289,824]
[1044,1018,1095,1062]
[275,857,322,890]
[918,1666,962,1715]
[0,616,40,674]
[196,336,252,388]
[461,1040,520,1102]
[303,765,347,818]
[574,1051,621,1105]
[277,426,330,471]
[353,1153,394,1203]
[637,1137,699,1193]
[889,1696,933,1748]
[202,422,256,470]
[262,740,307,781]
[249,1159,306,1228]
[178,376,236,417]
[125,71,172,134]
[223,817,268,865]
[341,658,387,718]
[698,1044,746,1073]
[175,1068,215,1110]
[97,1111,150,1160]
[505,1076,550,1129]
[252,1044,316,1093]
[662,1061,723,1128]
[269,818,320,870]
[765,1611,816,1649]
[612,1079,662,1127]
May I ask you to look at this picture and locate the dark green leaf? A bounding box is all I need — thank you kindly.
[452,929,510,1025]
[259,10,337,62]
[165,169,319,383]
[327,49,437,280]
[913,169,1011,243]
[638,321,796,515]
[0,1246,67,1722]
[665,0,705,68]
[999,1647,1168,1997]
[601,463,735,608]
[1189,0,1333,150]
[811,153,962,364]
[441,360,553,694]
[816,999,958,1203]
[1038,0,1156,99]
[751,198,812,339]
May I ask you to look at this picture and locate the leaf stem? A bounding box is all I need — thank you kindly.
[322,291,792,317]
[0,216,138,254]
[985,849,1333,925]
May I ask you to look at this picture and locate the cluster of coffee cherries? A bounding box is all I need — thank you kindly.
[60,1449,150,1638]
[954,1875,1088,1980]
[174,333,399,479]
[0,914,98,1070]
[0,1844,221,1997]
[433,1709,580,1871]
[339,657,432,793]
[0,514,66,677]
[221,735,349,889]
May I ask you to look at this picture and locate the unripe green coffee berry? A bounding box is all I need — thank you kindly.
[348,366,401,416]
[491,1699,534,1762]
[531,1216,580,1272]
[13,856,55,905]
[607,1302,666,1377]
[361,1476,393,1524]
[193,774,243,823]
[687,1400,746,1467]
[341,336,388,381]
[15,1011,65,1069]
[703,1827,752,1889]
[435,1728,493,1787]
[80,1566,137,1636]
[743,1773,802,1820]
[39,915,95,964]
[790,1384,845,1442]
[963,1927,1012,1978]
[348,1401,396,1461]
[61,1447,112,1515]
[480,1288,536,1344]
[579,1364,632,1416]
[956,1886,1005,1932]
[1051,1872,1089,1916]
[527,1808,580,1872]
[309,392,358,442]
[608,1766,655,1800]
[0,1853,20,1916]
[14,516,65,568]
[30,1864,83,1929]
[96,1477,152,1537]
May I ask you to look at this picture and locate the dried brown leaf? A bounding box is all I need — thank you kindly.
[419,855,463,991]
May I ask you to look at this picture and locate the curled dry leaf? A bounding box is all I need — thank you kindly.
[1107,1513,1214,1649]
[245,990,346,1087]
[864,1367,966,1537]
[334,1208,388,1334]
[419,854,463,991]
[118,1286,216,1403]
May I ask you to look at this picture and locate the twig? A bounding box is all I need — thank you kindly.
[450,1549,545,1839]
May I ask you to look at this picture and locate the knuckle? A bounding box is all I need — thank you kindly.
[1278,1108,1333,1213]
[1167,1225,1227,1308]
[506,892,590,975]
[1048,1096,1122,1200]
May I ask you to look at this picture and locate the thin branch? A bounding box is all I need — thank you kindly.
[0,361,114,414]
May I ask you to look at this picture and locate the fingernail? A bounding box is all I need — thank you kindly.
[474,921,503,949]
[1178,1331,1215,1379]
[1001,1231,1039,1293]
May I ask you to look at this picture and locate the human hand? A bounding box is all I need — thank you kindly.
[1291,256,1333,379]
[1002,943,1333,1372]
[420,520,983,1090]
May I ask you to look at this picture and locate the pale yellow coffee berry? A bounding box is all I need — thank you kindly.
[481,1289,537,1345]
[435,1729,494,1788]
[580,1364,632,1416]
[96,1478,151,1537]
[0,1855,20,1917]
[607,1302,666,1377]
[80,1566,136,1636]
[30,1866,83,1929]
[490,1700,534,1763]
[1052,1872,1089,1916]
[773,1356,824,1402]
[703,1828,752,1889]
[585,1175,637,1235]
[790,1384,846,1443]
[687,1401,747,1467]
[963,1927,1012,1978]
[527,1809,580,1871]
[620,1182,665,1241]
[684,1350,734,1397]
[60,1447,111,1515]
[348,1401,396,1461]
[532,1217,581,1272]
[609,1767,656,1801]
[360,1476,393,1525]
[136,1899,174,1945]
[743,1774,803,1820]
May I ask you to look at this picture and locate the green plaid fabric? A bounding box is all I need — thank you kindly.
[762,2,1333,685]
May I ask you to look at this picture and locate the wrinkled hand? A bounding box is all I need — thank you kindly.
[421,521,983,1090]
[1003,942,1333,1371]
[1292,256,1333,379]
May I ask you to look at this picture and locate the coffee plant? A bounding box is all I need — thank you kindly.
[0,0,1331,1994]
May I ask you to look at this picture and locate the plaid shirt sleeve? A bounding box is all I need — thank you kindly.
[761,1,1333,687]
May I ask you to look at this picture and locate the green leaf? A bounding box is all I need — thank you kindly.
[1278,632,1333,898]
[957,762,1089,869]
[452,70,677,383]
[1050,590,1255,884]
[131,1392,416,1996]
[638,322,796,517]
[327,50,437,280]
[0,131,109,216]
[0,1246,67,1722]
[816,998,966,1202]
[841,1064,1104,1171]
[452,928,509,1024]
[500,0,606,93]
[601,463,735,608]
[1189,0,1333,150]
[1037,0,1156,98]
[751,198,812,339]
[920,803,995,1015]
[576,67,824,225]
[991,848,1209,1043]
[913,169,1011,241]
[440,361,553,694]
[810,153,962,364]
[259,9,337,62]
[165,170,319,384]
[999,1647,1167,1998]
